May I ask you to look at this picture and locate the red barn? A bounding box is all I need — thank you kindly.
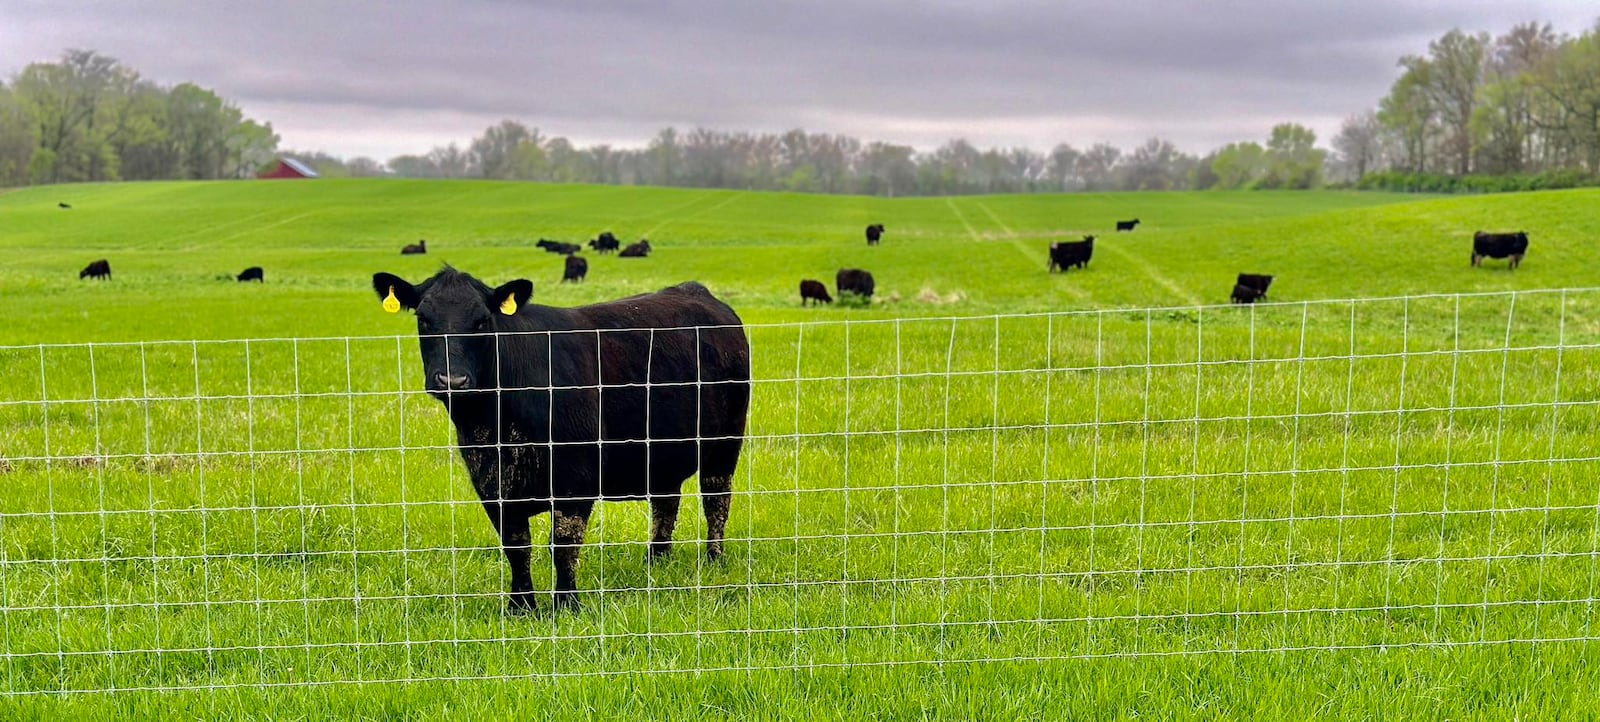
[258,157,320,179]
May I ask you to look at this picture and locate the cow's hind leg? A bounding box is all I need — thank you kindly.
[700,475,733,561]
[647,493,682,561]
[550,501,594,612]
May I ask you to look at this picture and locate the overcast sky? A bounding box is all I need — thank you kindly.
[2,1,1595,160]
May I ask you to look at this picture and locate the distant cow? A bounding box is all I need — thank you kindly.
[563,255,588,283]
[865,224,885,245]
[588,232,620,254]
[1230,273,1273,304]
[369,267,750,613]
[58,202,72,210]
[1116,219,1140,232]
[619,240,652,257]
[836,268,875,299]
[538,240,581,255]
[237,266,264,283]
[79,259,111,280]
[800,279,832,306]
[1472,231,1529,269]
[1048,235,1095,272]
[401,240,428,255]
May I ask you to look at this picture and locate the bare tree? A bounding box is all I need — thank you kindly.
[1332,111,1383,180]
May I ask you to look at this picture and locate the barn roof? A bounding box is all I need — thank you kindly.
[278,157,319,178]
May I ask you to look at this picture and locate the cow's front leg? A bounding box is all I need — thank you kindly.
[551,501,594,612]
[482,501,537,615]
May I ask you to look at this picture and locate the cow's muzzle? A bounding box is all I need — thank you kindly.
[431,372,471,391]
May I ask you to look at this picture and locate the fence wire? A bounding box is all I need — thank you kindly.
[0,288,1596,694]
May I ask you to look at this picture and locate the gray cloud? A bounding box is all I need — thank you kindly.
[2,0,1595,159]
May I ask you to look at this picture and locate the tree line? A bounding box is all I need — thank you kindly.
[1331,20,1600,188]
[0,50,279,186]
[313,121,1323,195]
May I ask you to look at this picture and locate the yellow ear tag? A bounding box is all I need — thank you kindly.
[382,286,401,313]
[499,295,518,316]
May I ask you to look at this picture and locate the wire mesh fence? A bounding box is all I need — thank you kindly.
[0,288,1597,694]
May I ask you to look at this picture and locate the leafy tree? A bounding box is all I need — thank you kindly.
[1262,123,1326,189]
[0,83,37,186]
[1209,142,1268,189]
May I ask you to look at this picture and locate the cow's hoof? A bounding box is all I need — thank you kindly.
[507,593,537,616]
[645,545,672,563]
[552,592,583,614]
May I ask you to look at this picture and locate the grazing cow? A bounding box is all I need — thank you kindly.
[1472,231,1529,269]
[1230,273,1273,304]
[1048,235,1095,272]
[588,232,620,254]
[799,279,832,306]
[401,240,428,255]
[370,267,750,613]
[835,268,875,299]
[79,259,111,280]
[562,255,588,283]
[619,240,652,258]
[1116,219,1140,232]
[237,266,265,283]
[865,223,885,246]
[58,202,72,209]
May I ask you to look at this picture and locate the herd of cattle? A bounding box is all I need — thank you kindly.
[71,229,659,287]
[1037,220,1531,305]
[68,196,1535,308]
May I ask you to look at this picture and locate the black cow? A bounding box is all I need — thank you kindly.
[588,232,620,254]
[539,240,581,255]
[401,240,428,255]
[562,255,588,283]
[1048,235,1095,272]
[237,266,264,283]
[1230,273,1273,304]
[865,224,885,246]
[370,267,750,613]
[58,202,72,210]
[836,268,875,299]
[79,259,111,280]
[1472,231,1529,269]
[799,279,832,306]
[619,240,652,258]
[1116,219,1141,232]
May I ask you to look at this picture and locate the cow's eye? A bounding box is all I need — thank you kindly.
[474,319,489,333]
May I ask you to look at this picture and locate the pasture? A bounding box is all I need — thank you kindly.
[1,180,1598,718]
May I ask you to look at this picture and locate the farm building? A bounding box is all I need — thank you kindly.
[258,157,320,179]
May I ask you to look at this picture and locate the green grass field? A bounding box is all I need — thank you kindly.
[1,180,1599,718]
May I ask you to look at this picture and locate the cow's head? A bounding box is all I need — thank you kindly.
[372,267,532,398]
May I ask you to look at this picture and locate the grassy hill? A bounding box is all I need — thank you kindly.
[1,181,1597,718]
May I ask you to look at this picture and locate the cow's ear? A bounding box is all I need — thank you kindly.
[490,279,533,316]
[373,273,419,313]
